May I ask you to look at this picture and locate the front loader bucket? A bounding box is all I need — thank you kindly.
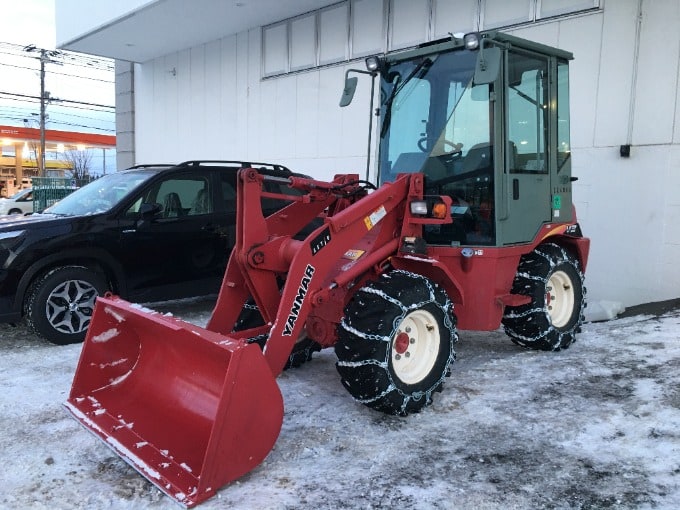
[64,295,283,507]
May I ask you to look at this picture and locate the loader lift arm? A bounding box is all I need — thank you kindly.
[65,167,450,508]
[207,168,441,377]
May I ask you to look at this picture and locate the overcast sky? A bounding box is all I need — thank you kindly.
[1,0,113,112]
[3,0,56,49]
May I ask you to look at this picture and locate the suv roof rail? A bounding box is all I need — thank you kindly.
[128,164,175,169]
[177,160,293,173]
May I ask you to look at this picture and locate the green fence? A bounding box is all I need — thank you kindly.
[32,176,95,212]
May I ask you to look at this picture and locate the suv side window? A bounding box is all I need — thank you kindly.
[127,173,212,218]
[217,170,301,214]
[262,179,303,213]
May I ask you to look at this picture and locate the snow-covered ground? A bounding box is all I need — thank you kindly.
[1,297,679,509]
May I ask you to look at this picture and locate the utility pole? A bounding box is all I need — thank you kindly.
[39,51,46,177]
[24,45,60,177]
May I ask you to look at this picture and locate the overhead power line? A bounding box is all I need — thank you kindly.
[0,105,115,125]
[0,115,115,133]
[0,61,115,84]
[0,96,115,114]
[0,91,114,110]
[0,41,115,72]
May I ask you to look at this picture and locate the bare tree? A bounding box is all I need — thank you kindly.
[61,149,93,179]
[24,140,40,174]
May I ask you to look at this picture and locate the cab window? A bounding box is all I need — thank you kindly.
[507,52,549,174]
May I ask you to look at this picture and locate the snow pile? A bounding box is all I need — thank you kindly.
[0,298,678,509]
[585,300,626,322]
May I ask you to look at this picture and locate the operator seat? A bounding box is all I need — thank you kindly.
[461,142,492,174]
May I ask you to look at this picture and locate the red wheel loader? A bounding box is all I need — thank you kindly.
[65,31,590,507]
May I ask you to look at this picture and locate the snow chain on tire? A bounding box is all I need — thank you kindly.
[335,270,457,416]
[502,242,586,351]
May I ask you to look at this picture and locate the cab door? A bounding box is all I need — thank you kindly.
[497,50,552,245]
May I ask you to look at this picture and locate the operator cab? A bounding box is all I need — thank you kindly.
[344,32,574,248]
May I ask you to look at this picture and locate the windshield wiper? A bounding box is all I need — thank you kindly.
[510,85,544,108]
[380,56,436,137]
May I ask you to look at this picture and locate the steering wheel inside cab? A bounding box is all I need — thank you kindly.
[417,136,463,157]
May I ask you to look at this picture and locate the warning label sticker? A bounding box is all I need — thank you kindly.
[364,205,387,230]
[343,249,365,261]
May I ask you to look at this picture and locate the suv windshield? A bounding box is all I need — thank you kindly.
[45,171,154,216]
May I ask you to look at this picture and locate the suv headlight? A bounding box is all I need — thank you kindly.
[0,230,25,248]
[0,230,25,241]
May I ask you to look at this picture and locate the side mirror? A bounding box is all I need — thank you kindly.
[474,46,501,85]
[139,202,162,217]
[339,76,358,107]
[136,202,162,229]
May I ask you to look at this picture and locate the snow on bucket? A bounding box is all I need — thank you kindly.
[65,295,284,507]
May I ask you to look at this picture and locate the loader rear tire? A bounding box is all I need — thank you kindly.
[335,270,457,416]
[502,243,585,351]
[24,265,108,345]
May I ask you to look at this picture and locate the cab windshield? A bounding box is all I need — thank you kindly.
[378,48,491,184]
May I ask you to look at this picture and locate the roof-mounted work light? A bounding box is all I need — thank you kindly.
[463,32,480,50]
[365,55,384,74]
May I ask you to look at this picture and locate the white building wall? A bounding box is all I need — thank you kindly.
[134,29,373,179]
[131,0,680,308]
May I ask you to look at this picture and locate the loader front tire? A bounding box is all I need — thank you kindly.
[336,270,457,416]
[24,265,108,345]
[502,243,585,351]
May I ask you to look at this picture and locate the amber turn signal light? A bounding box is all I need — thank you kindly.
[431,202,447,219]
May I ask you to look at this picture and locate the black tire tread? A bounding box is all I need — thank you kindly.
[335,270,457,416]
[502,243,586,351]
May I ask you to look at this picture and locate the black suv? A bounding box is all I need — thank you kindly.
[0,161,305,345]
